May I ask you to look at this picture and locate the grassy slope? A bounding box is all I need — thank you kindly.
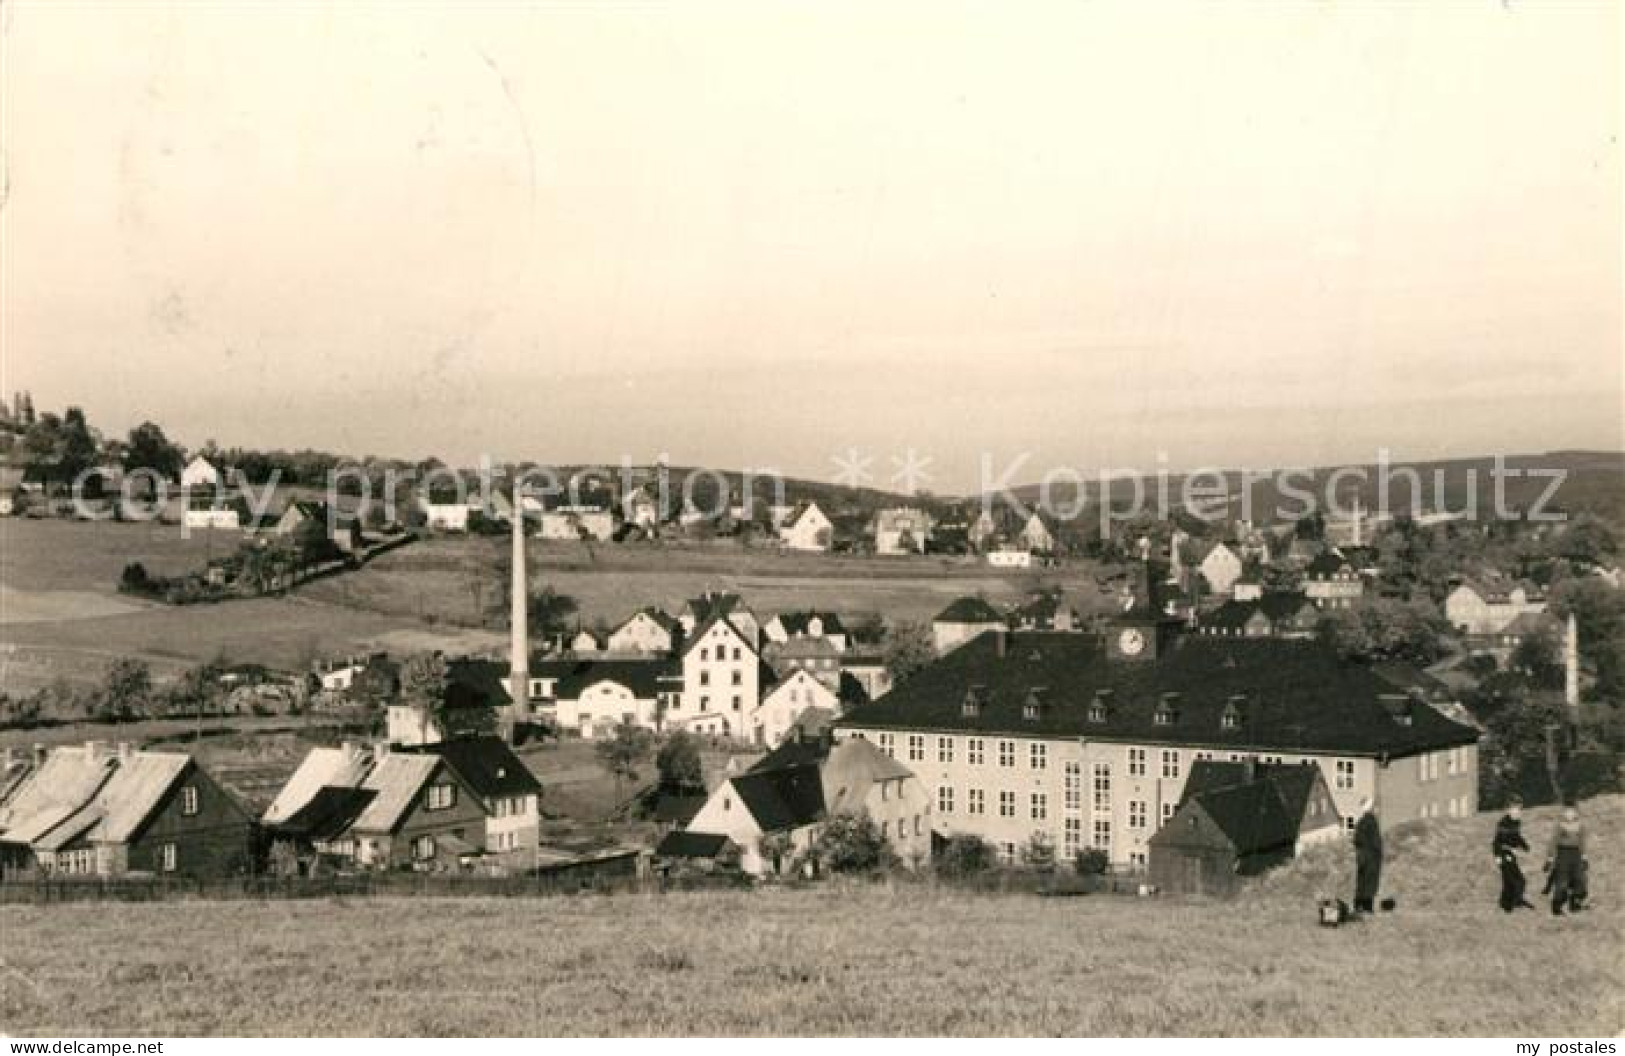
[1,800,1618,1037]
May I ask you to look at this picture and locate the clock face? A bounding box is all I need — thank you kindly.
[1118,628,1146,656]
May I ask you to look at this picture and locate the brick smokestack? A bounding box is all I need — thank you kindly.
[1565,612,1580,713]
[509,494,530,737]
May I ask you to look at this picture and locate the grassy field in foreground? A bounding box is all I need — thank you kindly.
[1,800,1619,1037]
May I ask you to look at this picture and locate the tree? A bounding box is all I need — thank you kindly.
[655,731,705,792]
[99,658,153,720]
[1316,598,1445,664]
[400,652,449,743]
[123,421,184,480]
[809,810,894,874]
[882,620,936,684]
[57,406,98,482]
[595,720,655,808]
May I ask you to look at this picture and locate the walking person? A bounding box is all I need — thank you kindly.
[1545,806,1589,916]
[1352,797,1383,917]
[1493,801,1534,912]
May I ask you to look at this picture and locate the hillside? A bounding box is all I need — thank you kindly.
[1,799,1617,1036]
[1003,450,1625,525]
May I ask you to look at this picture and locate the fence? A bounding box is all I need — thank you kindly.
[0,852,645,905]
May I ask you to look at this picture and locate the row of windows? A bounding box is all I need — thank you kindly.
[884,734,1053,770]
[1419,748,1467,782]
[697,670,746,687]
[697,646,744,662]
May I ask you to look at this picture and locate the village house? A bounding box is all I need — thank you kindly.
[0,742,255,878]
[747,668,842,747]
[1303,552,1365,609]
[681,592,760,647]
[671,608,764,738]
[987,546,1034,569]
[833,593,1480,870]
[1007,590,1080,633]
[538,504,616,542]
[932,596,1008,655]
[840,651,893,703]
[777,500,834,552]
[1197,542,1245,597]
[1147,759,1342,895]
[1198,592,1320,639]
[765,634,844,691]
[399,737,542,857]
[419,495,473,531]
[873,507,934,556]
[179,455,223,490]
[1444,578,1548,635]
[684,733,931,875]
[263,742,493,871]
[529,656,682,738]
[1019,512,1056,555]
[763,611,849,653]
[387,658,512,747]
[183,492,243,531]
[276,500,364,553]
[605,607,680,655]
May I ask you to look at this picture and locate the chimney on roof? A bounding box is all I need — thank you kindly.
[993,630,1007,658]
[116,742,132,762]
[32,743,46,768]
[1243,754,1259,785]
[84,740,104,763]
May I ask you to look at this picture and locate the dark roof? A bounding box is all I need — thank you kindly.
[1305,553,1354,578]
[531,657,680,699]
[650,792,707,825]
[270,786,378,842]
[729,765,826,833]
[400,736,541,799]
[1188,780,1299,855]
[749,734,832,773]
[1179,760,1323,822]
[1371,662,1454,701]
[935,596,1005,624]
[655,830,733,859]
[443,659,513,710]
[835,631,1479,758]
[774,611,848,638]
[1205,592,1316,630]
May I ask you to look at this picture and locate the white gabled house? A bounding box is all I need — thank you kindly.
[748,669,841,747]
[605,608,680,655]
[777,501,834,552]
[671,611,762,738]
[180,455,223,489]
[684,734,931,875]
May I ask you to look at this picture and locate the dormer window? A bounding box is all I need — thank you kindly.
[1221,694,1246,731]
[1088,688,1113,724]
[1023,687,1049,721]
[962,684,989,718]
[1154,692,1181,727]
[1379,693,1415,727]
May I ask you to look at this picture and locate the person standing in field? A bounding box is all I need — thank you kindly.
[1545,805,1589,916]
[1352,797,1383,917]
[1493,801,1535,912]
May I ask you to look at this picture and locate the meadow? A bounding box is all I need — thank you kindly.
[1,800,1618,1036]
[301,534,1118,630]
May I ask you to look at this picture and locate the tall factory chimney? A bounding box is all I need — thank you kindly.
[1565,612,1580,713]
[509,493,530,740]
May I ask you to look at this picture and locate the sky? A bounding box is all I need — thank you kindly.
[2,1,1620,492]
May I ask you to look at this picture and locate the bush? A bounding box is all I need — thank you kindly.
[809,811,895,875]
[1073,847,1109,876]
[934,833,996,879]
